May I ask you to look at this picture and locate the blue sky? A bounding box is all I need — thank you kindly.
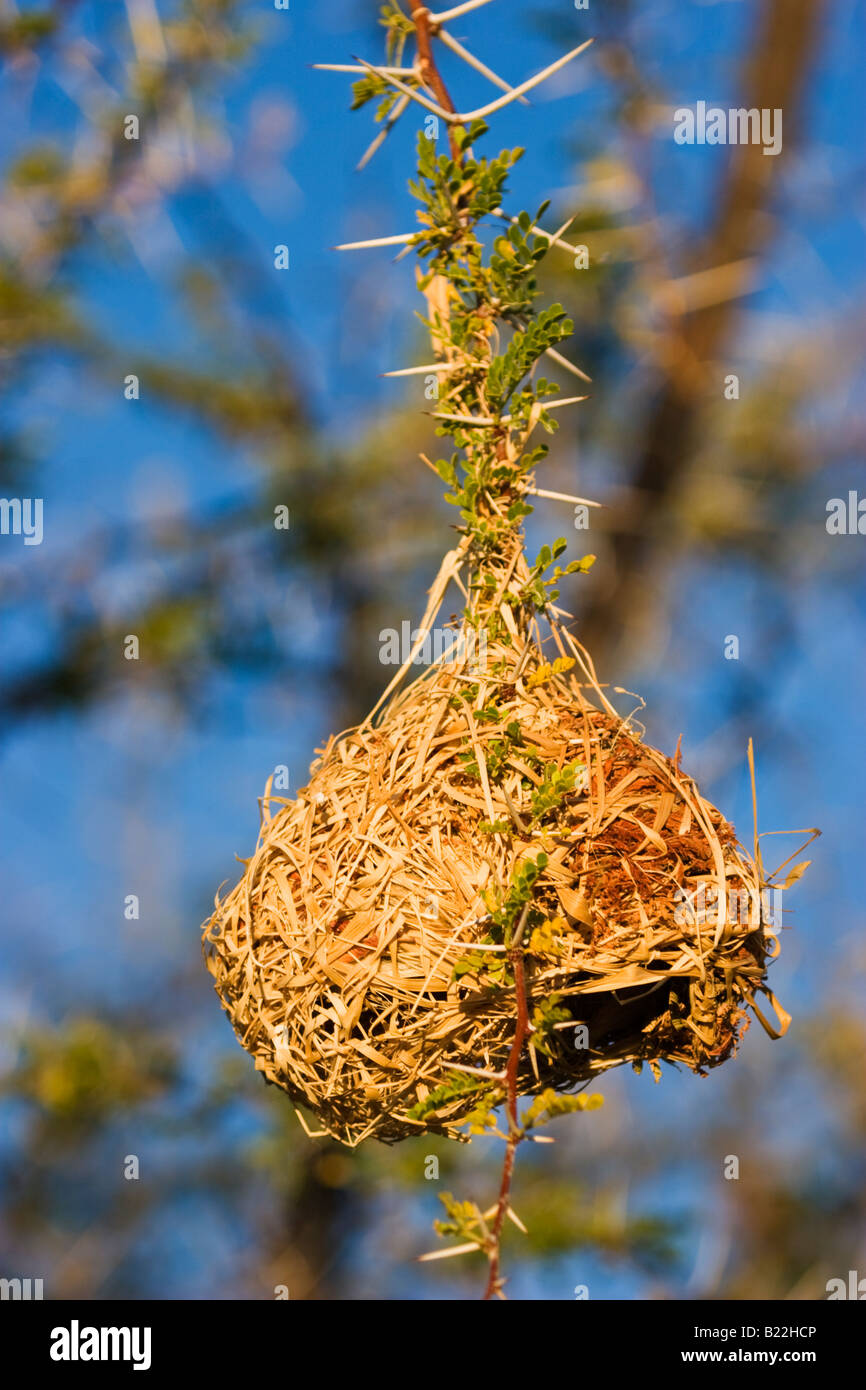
[1,0,864,1298]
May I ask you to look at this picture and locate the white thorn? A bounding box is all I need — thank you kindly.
[382,363,460,377]
[431,397,586,428]
[453,39,594,123]
[353,56,452,120]
[353,40,593,129]
[417,1242,482,1262]
[430,410,497,426]
[312,63,417,76]
[505,1206,529,1235]
[356,92,411,170]
[429,0,498,22]
[536,395,589,411]
[543,343,592,384]
[493,209,580,256]
[526,486,602,508]
[445,1062,507,1080]
[437,29,529,105]
[334,232,415,251]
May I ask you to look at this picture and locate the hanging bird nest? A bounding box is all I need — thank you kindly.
[202,544,789,1146]
[202,15,799,1151]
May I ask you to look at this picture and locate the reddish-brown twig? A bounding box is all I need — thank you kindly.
[482,945,530,1300]
[409,1,461,158]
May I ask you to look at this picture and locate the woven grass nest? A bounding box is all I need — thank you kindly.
[203,573,786,1147]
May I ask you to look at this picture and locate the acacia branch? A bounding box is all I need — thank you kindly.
[409,0,461,158]
[483,941,531,1300]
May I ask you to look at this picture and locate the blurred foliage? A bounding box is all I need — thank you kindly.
[3,995,864,1298]
[3,1016,176,1132]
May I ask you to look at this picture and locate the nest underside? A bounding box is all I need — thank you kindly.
[203,633,778,1146]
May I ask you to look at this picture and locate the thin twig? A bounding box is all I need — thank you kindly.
[410,0,461,158]
[353,56,451,121]
[354,37,595,129]
[482,941,530,1300]
[398,6,564,1304]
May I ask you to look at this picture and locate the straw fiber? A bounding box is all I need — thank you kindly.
[204,590,786,1145]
